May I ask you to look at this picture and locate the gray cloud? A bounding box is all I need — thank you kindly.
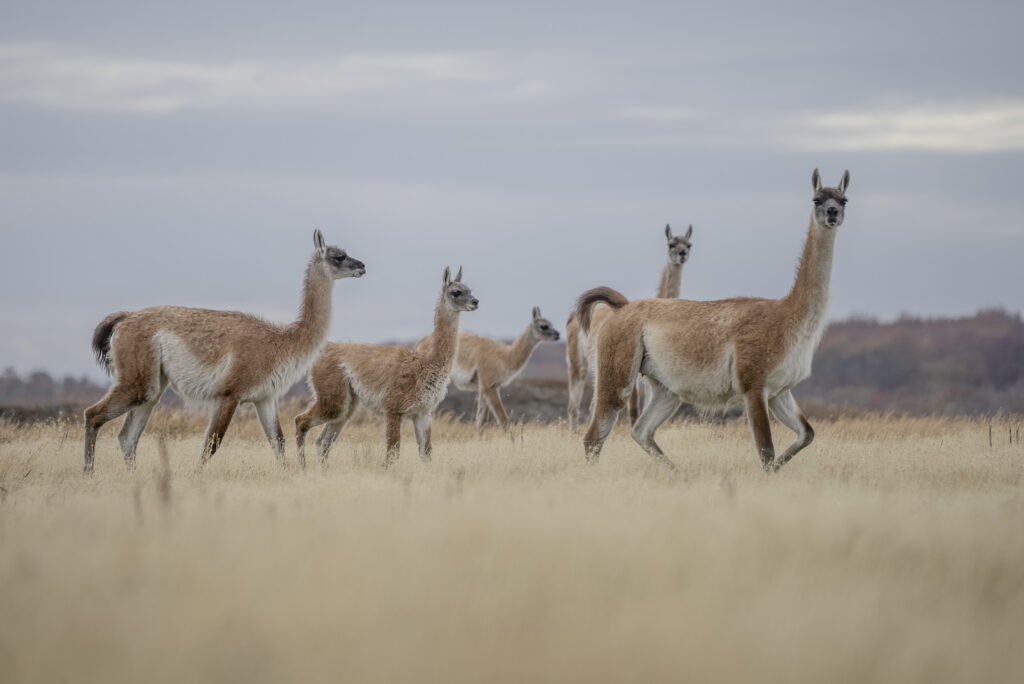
[1,0,1022,379]
[0,43,551,112]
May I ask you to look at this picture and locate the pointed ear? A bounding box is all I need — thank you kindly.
[443,266,451,286]
[684,224,693,240]
[664,224,672,241]
[811,168,822,193]
[838,170,850,194]
[454,266,463,282]
[532,306,541,320]
[313,229,326,256]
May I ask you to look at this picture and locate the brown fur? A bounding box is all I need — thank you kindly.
[295,268,477,468]
[82,230,364,473]
[578,170,849,472]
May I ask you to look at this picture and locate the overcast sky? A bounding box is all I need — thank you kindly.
[1,0,1022,380]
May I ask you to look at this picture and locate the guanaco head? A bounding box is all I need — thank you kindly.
[314,229,366,279]
[811,169,850,229]
[442,266,479,312]
[530,306,561,341]
[665,224,693,265]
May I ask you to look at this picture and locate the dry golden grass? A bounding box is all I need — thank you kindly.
[1,407,1022,683]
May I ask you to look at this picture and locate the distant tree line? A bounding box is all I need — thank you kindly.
[798,309,1024,415]
[3,310,1022,417]
[0,367,106,406]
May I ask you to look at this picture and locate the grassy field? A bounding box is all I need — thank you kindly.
[1,406,1022,683]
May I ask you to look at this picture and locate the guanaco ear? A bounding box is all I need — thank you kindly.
[664,224,672,241]
[313,229,326,256]
[443,266,451,286]
[532,306,541,320]
[684,224,693,240]
[838,170,850,194]
[454,266,463,282]
[811,168,822,193]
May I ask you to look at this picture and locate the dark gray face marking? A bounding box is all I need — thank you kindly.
[534,317,560,339]
[325,246,364,277]
[813,187,847,228]
[813,188,847,205]
[668,238,691,263]
[447,284,478,310]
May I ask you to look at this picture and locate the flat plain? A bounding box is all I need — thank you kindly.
[1,407,1022,683]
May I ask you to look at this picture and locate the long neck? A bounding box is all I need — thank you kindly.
[784,217,836,334]
[506,325,540,374]
[427,296,461,370]
[657,259,683,298]
[290,257,333,352]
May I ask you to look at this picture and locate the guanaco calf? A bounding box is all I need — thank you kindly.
[416,307,560,435]
[295,267,478,468]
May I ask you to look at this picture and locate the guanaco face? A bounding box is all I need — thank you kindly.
[665,224,693,265]
[531,307,561,341]
[811,169,850,229]
[314,229,366,280]
[443,267,479,312]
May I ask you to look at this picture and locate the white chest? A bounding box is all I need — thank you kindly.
[449,359,477,390]
[243,343,323,402]
[766,313,828,394]
[410,364,454,413]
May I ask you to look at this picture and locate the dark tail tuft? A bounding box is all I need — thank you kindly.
[574,287,630,334]
[92,312,129,375]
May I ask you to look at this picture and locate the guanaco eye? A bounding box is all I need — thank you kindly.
[540,325,549,331]
[813,198,823,206]
[839,198,848,206]
[453,291,463,297]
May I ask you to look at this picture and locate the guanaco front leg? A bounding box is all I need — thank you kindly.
[481,385,512,438]
[743,389,776,472]
[383,413,402,468]
[767,390,814,471]
[199,397,239,468]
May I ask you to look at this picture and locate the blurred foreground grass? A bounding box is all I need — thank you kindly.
[1,407,1022,683]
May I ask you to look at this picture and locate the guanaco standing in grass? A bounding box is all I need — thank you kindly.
[415,307,561,435]
[295,266,478,468]
[566,224,693,430]
[576,169,849,472]
[83,230,365,473]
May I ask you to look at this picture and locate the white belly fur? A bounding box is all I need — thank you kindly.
[154,329,324,407]
[154,329,232,406]
[641,325,738,408]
